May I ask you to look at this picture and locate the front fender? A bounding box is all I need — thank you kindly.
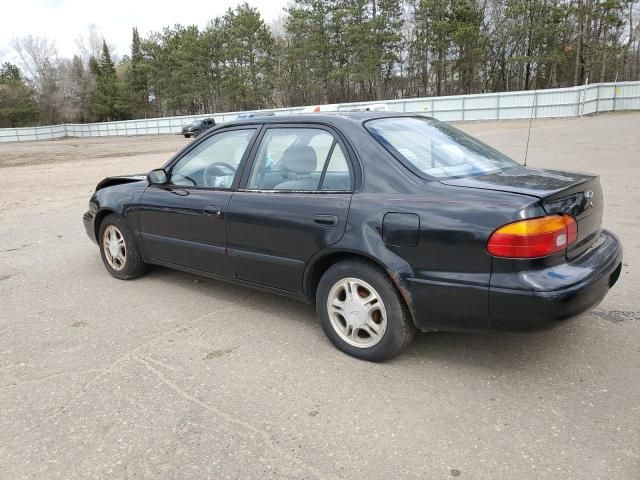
[86,181,148,243]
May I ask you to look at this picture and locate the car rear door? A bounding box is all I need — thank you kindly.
[138,127,258,276]
[226,124,354,293]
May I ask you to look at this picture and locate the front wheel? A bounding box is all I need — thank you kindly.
[316,259,415,361]
[98,214,148,280]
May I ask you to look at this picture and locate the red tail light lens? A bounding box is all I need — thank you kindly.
[487,215,578,258]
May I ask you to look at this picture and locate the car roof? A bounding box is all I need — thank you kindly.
[220,112,425,128]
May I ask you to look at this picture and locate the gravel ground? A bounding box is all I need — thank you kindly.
[1,112,638,479]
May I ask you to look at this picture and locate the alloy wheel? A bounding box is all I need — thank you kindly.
[327,277,387,348]
[102,225,126,271]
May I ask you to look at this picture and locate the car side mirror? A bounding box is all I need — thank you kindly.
[148,168,168,185]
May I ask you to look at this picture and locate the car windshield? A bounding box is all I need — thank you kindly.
[365,117,518,179]
[190,120,201,127]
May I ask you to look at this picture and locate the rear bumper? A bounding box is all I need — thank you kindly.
[488,229,622,331]
[406,229,622,332]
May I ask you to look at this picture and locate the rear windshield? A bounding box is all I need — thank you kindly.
[365,117,518,179]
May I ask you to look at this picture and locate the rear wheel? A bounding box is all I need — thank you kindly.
[316,259,415,361]
[98,214,148,280]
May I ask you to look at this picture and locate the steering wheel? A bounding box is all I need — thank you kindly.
[203,162,237,187]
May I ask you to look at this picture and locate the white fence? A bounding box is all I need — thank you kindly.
[1,81,639,143]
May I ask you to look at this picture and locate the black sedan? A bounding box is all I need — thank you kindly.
[181,118,215,138]
[83,113,622,361]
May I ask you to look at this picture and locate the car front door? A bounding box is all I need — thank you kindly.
[226,125,354,292]
[138,127,258,276]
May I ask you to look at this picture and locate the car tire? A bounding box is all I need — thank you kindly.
[98,214,148,280]
[183,134,190,138]
[316,259,415,361]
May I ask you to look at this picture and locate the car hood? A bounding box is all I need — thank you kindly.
[96,174,147,191]
[440,165,595,199]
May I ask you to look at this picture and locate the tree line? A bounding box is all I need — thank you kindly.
[1,0,639,128]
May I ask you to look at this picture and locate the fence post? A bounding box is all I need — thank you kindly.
[496,94,501,120]
[581,78,589,116]
[575,89,581,116]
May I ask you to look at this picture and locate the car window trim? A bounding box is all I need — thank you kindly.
[317,140,337,190]
[158,125,262,192]
[236,123,354,194]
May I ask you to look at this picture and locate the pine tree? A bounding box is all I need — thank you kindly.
[91,41,128,121]
[127,27,149,117]
[220,3,276,110]
[0,62,39,127]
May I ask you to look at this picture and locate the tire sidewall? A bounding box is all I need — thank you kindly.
[98,214,140,280]
[316,261,410,362]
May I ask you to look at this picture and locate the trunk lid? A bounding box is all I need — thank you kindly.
[442,166,603,259]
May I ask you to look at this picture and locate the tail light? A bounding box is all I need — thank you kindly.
[487,214,578,258]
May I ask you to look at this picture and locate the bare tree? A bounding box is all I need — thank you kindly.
[11,35,58,87]
[75,24,119,65]
[11,35,62,124]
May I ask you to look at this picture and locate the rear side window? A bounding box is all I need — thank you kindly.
[321,144,350,191]
[365,117,518,179]
[247,128,351,191]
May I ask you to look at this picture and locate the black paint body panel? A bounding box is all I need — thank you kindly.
[83,113,623,333]
[382,213,420,247]
[226,191,351,292]
[137,186,234,276]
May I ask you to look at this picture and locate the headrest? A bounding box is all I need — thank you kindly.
[281,145,317,174]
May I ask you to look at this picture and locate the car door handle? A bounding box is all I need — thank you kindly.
[314,214,339,226]
[203,205,223,217]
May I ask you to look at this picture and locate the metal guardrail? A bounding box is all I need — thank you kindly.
[1,81,638,143]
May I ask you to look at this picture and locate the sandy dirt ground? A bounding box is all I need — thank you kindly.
[0,112,639,479]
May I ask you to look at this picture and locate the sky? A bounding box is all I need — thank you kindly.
[0,0,289,62]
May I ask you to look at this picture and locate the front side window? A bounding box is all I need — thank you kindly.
[247,128,351,191]
[365,117,518,179]
[170,129,255,188]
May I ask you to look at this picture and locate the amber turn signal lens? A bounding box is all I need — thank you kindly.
[487,215,578,258]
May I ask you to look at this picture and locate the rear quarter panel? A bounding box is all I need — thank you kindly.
[340,182,543,331]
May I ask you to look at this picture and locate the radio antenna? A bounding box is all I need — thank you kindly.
[523,89,537,167]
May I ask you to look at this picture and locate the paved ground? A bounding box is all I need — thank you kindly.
[1,112,639,480]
